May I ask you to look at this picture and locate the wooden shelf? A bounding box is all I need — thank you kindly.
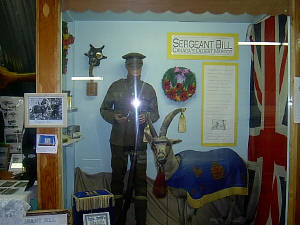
[68,107,78,112]
[62,135,83,147]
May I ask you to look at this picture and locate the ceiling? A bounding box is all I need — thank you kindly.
[0,0,35,73]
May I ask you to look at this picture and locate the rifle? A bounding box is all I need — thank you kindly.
[116,147,138,225]
[116,120,146,225]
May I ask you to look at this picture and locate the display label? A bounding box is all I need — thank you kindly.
[167,32,239,60]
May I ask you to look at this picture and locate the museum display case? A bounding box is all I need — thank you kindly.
[3,0,300,224]
[60,5,291,224]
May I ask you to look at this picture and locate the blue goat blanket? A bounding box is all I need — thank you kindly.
[166,148,248,208]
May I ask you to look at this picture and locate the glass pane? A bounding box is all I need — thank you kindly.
[61,12,290,225]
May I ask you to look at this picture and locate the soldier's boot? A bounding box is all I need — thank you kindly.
[135,199,147,225]
[114,198,125,225]
[136,221,146,225]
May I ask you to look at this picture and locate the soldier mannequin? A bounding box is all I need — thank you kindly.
[100,53,159,225]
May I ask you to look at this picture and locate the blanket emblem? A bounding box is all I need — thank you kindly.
[193,167,203,178]
[211,161,225,180]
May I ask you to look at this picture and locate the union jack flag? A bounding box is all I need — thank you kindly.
[248,15,288,225]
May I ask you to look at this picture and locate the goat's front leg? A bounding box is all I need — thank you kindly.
[186,205,197,225]
[177,197,187,225]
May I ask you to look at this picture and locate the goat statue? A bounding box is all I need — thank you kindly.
[145,108,248,225]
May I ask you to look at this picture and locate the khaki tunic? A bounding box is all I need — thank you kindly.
[100,77,159,146]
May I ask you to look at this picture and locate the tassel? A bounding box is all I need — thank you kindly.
[153,167,167,198]
[178,111,186,133]
[143,124,150,142]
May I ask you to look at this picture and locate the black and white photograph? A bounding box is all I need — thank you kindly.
[83,212,111,225]
[4,128,23,153]
[24,93,68,128]
[0,144,10,170]
[0,96,24,129]
[8,153,24,173]
[211,119,226,130]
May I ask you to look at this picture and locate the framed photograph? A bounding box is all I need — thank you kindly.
[0,144,10,170]
[36,134,58,154]
[8,153,24,173]
[38,134,56,146]
[25,209,72,225]
[4,128,23,153]
[0,96,24,129]
[24,93,68,128]
[83,212,111,225]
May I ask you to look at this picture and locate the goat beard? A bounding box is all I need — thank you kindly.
[153,167,167,198]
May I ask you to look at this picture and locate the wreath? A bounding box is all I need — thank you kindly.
[162,67,196,102]
[62,21,75,74]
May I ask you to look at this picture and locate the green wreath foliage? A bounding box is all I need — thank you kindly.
[162,67,196,102]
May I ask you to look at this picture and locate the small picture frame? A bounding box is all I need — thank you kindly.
[8,153,24,173]
[0,144,10,170]
[83,212,111,225]
[25,209,72,225]
[36,134,58,154]
[24,93,68,128]
[38,134,56,146]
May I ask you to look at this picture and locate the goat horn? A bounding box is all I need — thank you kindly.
[146,112,158,137]
[159,108,186,137]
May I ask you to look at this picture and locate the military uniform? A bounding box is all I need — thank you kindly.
[100,53,159,225]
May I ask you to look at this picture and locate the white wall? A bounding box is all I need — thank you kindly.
[63,20,251,179]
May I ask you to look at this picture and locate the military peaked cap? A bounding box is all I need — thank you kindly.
[122,52,146,60]
[122,53,145,68]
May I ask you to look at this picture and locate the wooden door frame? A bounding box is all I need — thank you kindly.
[36,0,62,209]
[288,0,300,224]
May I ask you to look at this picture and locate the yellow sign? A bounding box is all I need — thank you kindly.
[167,32,239,60]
